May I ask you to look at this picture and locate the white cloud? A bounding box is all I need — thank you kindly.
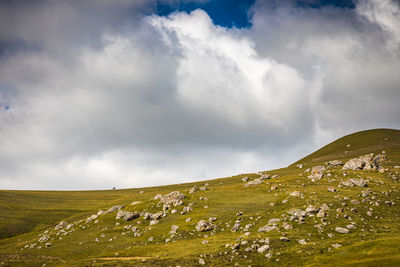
[0,1,399,189]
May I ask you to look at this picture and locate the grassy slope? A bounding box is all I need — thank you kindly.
[0,128,399,266]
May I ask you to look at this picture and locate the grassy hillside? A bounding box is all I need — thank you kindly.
[0,128,400,266]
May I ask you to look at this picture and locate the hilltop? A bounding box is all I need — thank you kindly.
[0,128,400,266]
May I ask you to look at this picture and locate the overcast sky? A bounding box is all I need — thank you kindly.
[0,0,399,190]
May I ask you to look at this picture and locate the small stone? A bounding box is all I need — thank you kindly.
[335,227,349,234]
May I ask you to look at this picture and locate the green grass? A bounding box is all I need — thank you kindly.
[0,128,400,266]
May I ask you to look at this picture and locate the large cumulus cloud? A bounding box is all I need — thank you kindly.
[0,0,399,189]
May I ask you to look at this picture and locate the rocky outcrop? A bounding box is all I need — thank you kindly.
[343,153,386,170]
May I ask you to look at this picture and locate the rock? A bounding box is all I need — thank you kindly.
[55,221,68,230]
[258,225,277,232]
[335,227,349,234]
[106,205,124,213]
[316,210,326,218]
[185,218,192,222]
[283,222,293,230]
[268,218,281,225]
[347,224,356,230]
[340,178,368,188]
[199,258,205,265]
[189,185,199,194]
[154,194,162,200]
[272,174,280,179]
[328,186,337,193]
[257,245,270,253]
[149,220,159,225]
[298,239,307,245]
[130,201,142,206]
[260,174,271,180]
[297,164,303,169]
[151,211,163,220]
[265,253,273,259]
[236,211,243,216]
[159,191,186,206]
[116,211,140,221]
[195,220,215,232]
[244,178,262,187]
[242,177,249,182]
[38,235,50,243]
[142,212,152,220]
[331,243,342,248]
[163,204,170,211]
[326,160,343,167]
[86,214,98,222]
[288,209,307,218]
[280,236,290,242]
[350,178,368,187]
[306,205,320,213]
[45,242,52,247]
[308,165,326,179]
[343,153,386,170]
[209,217,218,222]
[290,191,301,196]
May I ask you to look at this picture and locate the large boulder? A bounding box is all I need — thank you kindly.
[343,153,386,170]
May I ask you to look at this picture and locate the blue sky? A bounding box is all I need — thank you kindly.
[155,0,355,29]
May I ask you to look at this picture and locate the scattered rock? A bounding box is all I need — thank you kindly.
[55,221,68,230]
[106,205,124,213]
[328,186,337,193]
[244,178,262,187]
[260,174,271,180]
[116,211,140,221]
[258,225,277,233]
[326,160,343,167]
[257,245,270,253]
[199,258,205,265]
[195,220,215,232]
[343,153,386,170]
[298,239,307,245]
[335,227,349,234]
[189,185,199,194]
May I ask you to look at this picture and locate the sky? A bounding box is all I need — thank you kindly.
[0,0,399,190]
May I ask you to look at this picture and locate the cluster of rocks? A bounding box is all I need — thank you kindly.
[155,191,186,206]
[342,153,386,171]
